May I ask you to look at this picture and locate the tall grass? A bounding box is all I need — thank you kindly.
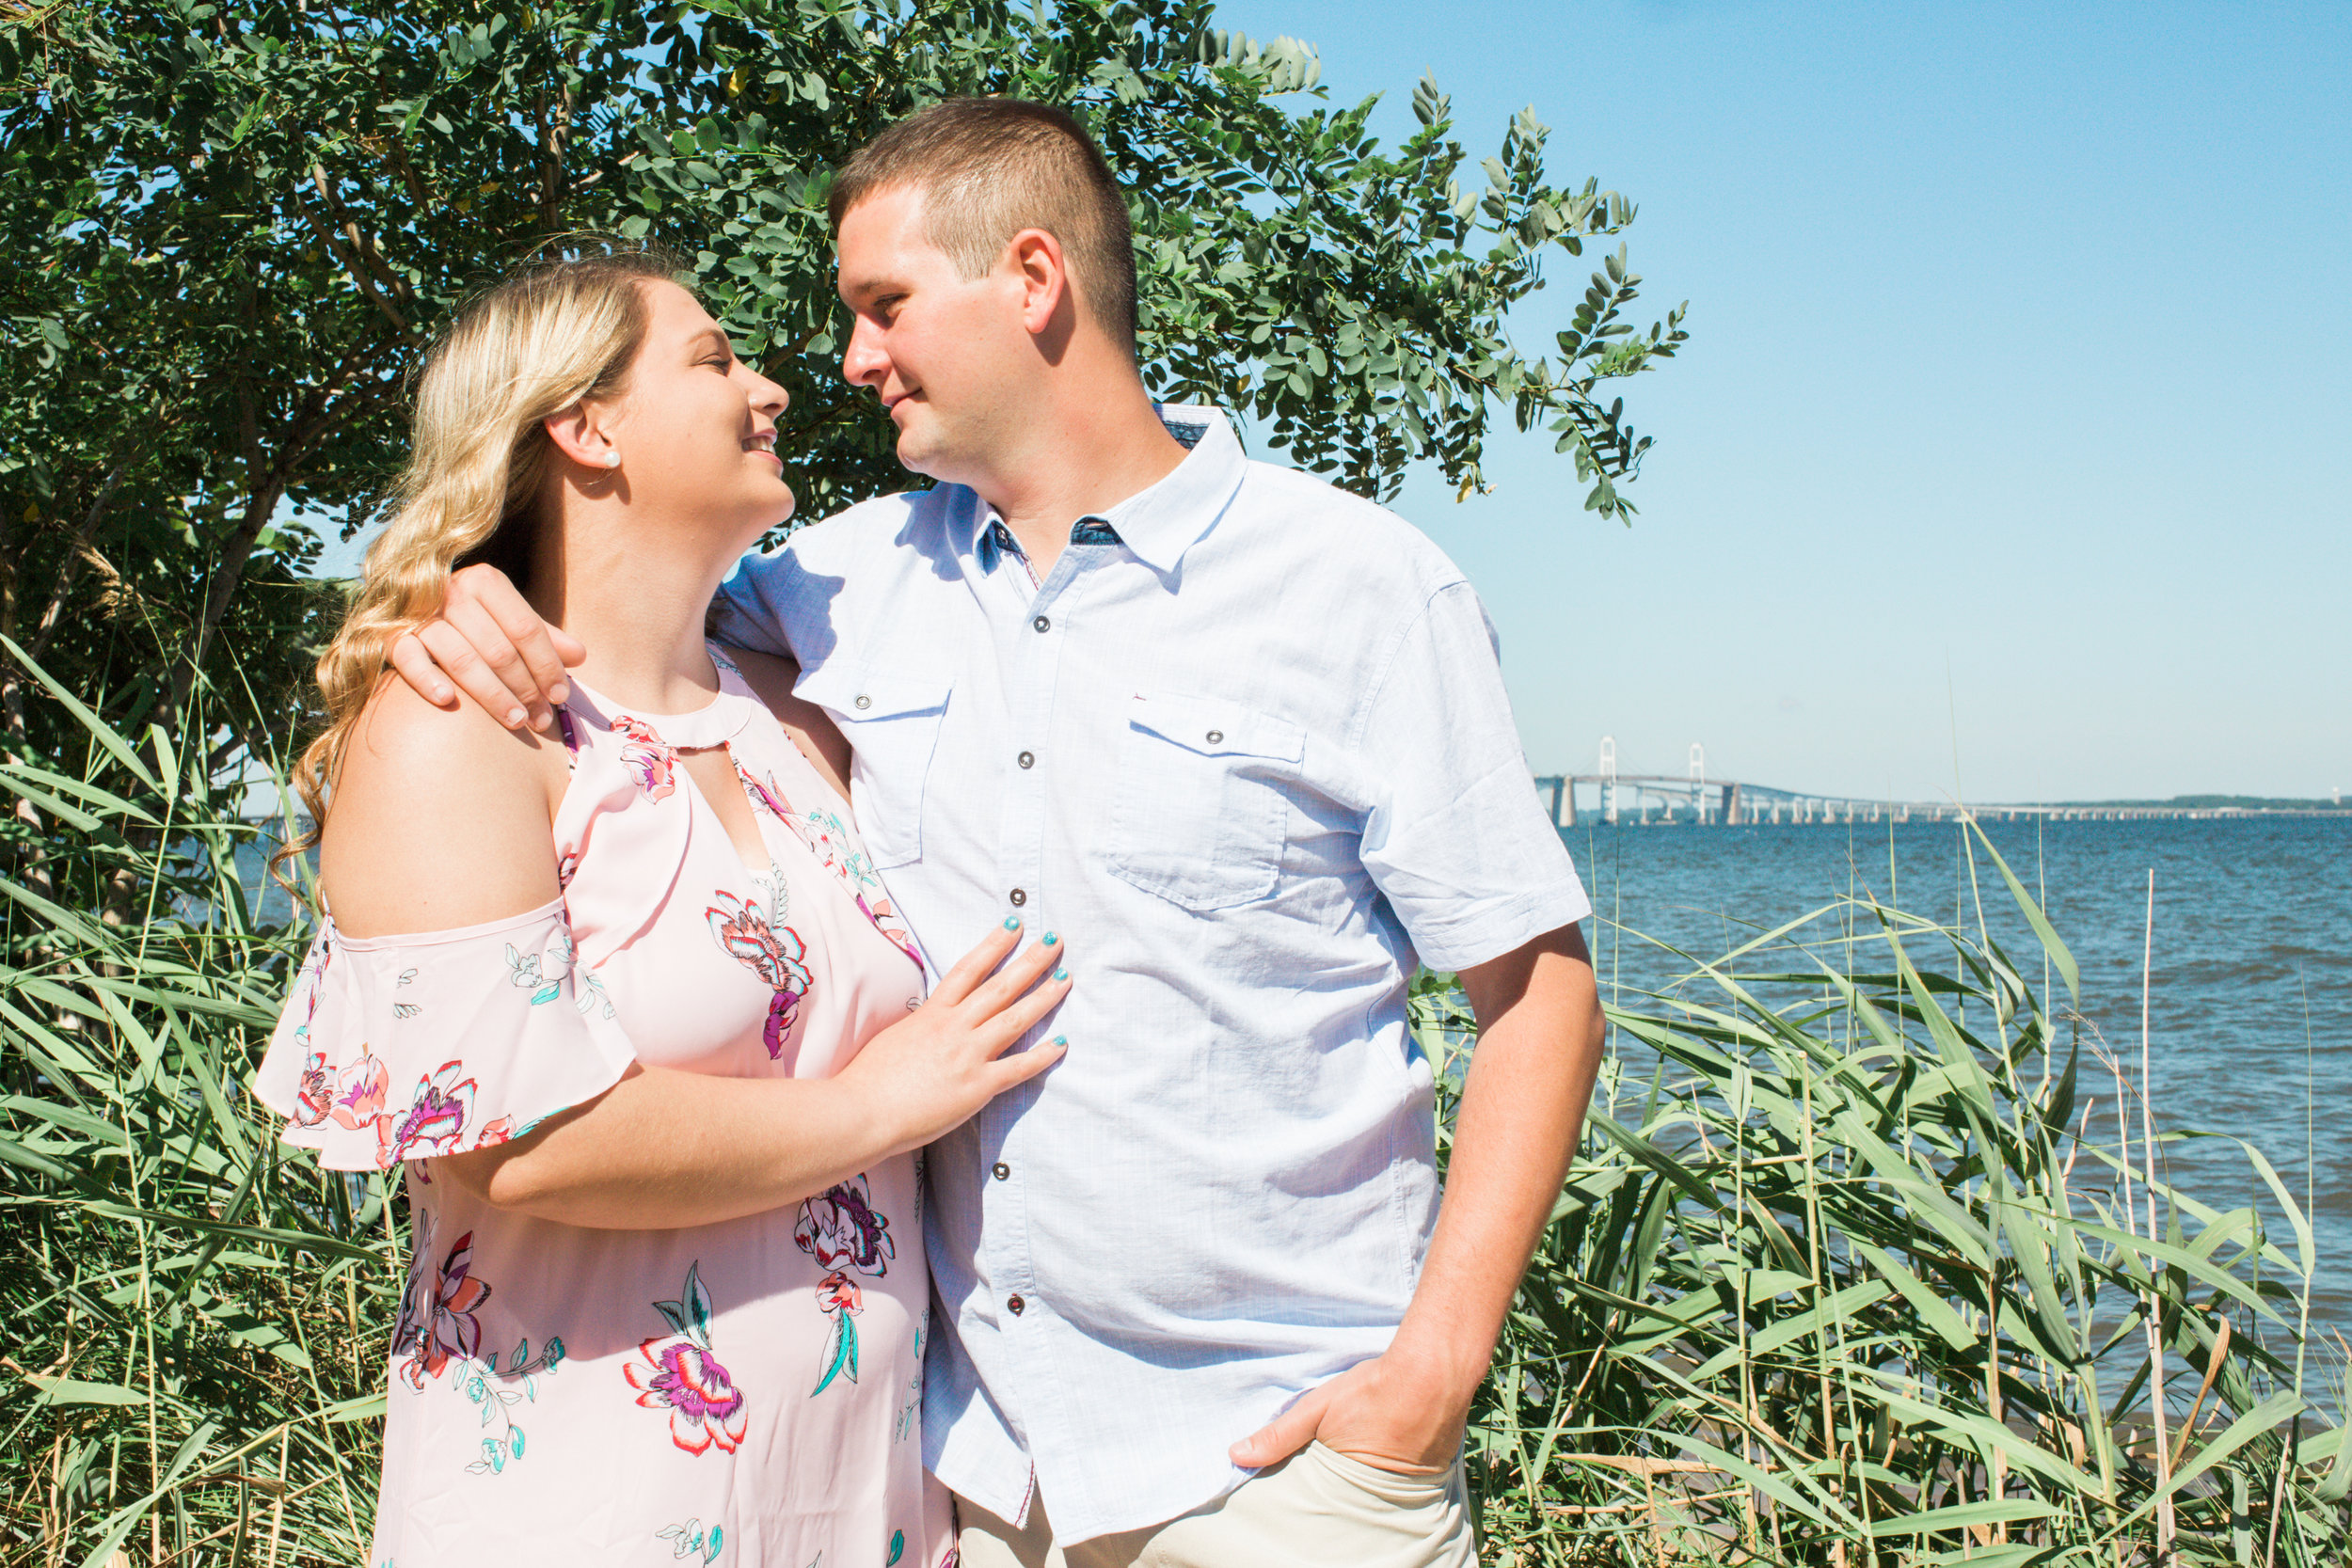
[1,642,389,1568]
[1444,832,2349,1564]
[3,642,2344,1565]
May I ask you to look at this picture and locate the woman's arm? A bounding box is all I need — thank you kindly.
[443,924,1062,1227]
[322,676,1068,1231]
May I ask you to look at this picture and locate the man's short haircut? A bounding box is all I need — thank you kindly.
[830,98,1138,357]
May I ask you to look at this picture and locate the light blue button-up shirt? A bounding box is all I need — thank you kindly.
[713,407,1591,1543]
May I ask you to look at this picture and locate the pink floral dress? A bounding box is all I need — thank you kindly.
[254,649,951,1568]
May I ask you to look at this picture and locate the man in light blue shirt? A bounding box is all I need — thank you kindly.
[401,99,1605,1565]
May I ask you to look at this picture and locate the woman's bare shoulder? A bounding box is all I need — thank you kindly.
[319,674,568,935]
[722,646,852,800]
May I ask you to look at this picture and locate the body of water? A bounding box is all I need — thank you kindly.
[1565,813,2350,1343]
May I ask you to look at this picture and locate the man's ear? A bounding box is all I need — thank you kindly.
[1006,228,1073,338]
[543,402,618,470]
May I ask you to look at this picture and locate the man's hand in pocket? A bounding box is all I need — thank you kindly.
[1228,1351,1466,1477]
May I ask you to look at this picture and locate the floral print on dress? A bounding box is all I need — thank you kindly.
[612,714,677,800]
[739,762,923,968]
[291,1040,382,1132]
[292,1047,493,1168]
[574,966,616,1022]
[390,1219,566,1475]
[392,967,421,1020]
[286,934,343,1123]
[376,1060,484,1166]
[293,931,335,1028]
[707,889,810,1059]
[504,922,580,1005]
[454,1328,564,1476]
[795,1174,894,1396]
[516,919,615,1021]
[657,1518,723,1563]
[626,1262,749,1456]
[392,1222,490,1388]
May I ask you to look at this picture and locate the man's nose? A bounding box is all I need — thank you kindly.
[841,321,887,387]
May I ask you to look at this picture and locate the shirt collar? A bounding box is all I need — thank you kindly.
[1103,404,1245,575]
[947,404,1247,578]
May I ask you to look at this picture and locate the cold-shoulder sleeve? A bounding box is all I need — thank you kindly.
[252,899,636,1171]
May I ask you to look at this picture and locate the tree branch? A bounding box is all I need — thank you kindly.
[296,164,413,337]
[24,459,129,663]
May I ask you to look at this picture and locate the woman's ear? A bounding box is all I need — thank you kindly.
[543,402,619,471]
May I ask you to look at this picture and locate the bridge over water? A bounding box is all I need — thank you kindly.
[1534,741,2268,828]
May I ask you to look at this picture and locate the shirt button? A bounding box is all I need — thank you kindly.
[1007,1293,1025,1316]
[1017,751,1035,768]
[1009,888,1027,907]
[1205,729,1223,745]
[1032,615,1051,634]
[993,1162,1010,1180]
[854,694,872,710]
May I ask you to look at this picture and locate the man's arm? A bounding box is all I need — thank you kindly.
[1229,920,1604,1474]
[386,563,587,732]
[384,553,794,731]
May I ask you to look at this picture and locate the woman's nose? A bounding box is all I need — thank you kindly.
[739,365,788,414]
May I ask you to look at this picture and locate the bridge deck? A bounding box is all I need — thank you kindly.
[1529,775,2301,828]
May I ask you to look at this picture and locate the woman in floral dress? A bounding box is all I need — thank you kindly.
[253,252,1070,1566]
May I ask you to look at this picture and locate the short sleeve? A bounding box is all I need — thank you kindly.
[251,900,637,1171]
[1355,580,1592,973]
[709,546,808,664]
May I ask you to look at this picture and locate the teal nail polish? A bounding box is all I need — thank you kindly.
[1052,966,1070,982]
[1003,915,1022,930]
[1041,931,1058,946]
[1051,1035,1067,1047]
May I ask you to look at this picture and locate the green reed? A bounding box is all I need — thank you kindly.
[1,637,390,1568]
[1432,828,2349,1565]
[4,636,2344,1566]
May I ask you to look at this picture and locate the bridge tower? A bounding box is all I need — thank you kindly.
[1599,736,1619,825]
[1689,743,1707,825]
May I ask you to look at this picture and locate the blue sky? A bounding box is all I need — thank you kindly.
[1211,0,2351,801]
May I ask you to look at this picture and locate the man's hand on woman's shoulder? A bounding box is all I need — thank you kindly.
[387,562,584,734]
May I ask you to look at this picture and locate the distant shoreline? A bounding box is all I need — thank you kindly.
[2020,794,2347,812]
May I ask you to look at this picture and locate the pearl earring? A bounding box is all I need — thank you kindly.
[602,452,620,468]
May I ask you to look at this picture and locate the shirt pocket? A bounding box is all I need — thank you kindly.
[1104,691,1304,911]
[820,674,952,870]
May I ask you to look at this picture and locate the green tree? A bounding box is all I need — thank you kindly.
[0,0,1682,796]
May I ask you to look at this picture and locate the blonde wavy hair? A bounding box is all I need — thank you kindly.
[286,248,679,869]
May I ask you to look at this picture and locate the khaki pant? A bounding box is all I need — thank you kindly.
[956,1444,1478,1568]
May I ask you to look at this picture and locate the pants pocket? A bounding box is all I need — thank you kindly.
[1304,1442,1454,1510]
